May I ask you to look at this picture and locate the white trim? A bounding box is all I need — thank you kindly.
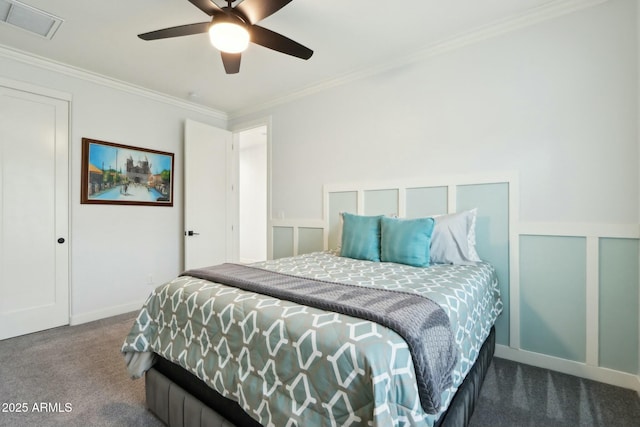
[636,2,640,382]
[397,188,407,218]
[496,345,640,393]
[520,222,640,238]
[229,0,608,119]
[637,0,640,381]
[508,177,521,349]
[635,2,640,382]
[239,257,263,264]
[0,44,227,120]
[270,219,326,228]
[230,116,272,134]
[292,227,299,257]
[0,75,71,101]
[357,191,365,215]
[447,185,457,214]
[70,301,144,326]
[323,172,520,195]
[322,189,330,251]
[585,237,600,367]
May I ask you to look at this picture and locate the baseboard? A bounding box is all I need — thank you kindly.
[239,257,263,264]
[496,345,640,393]
[70,301,143,326]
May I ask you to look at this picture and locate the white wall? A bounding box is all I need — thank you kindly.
[232,0,638,226]
[0,52,227,323]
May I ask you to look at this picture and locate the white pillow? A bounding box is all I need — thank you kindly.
[335,211,344,250]
[466,208,481,261]
[430,209,481,264]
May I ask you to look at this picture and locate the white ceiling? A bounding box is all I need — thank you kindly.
[0,0,597,115]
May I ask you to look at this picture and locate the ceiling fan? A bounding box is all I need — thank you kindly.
[138,0,313,74]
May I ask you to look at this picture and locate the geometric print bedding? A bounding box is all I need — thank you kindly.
[122,251,502,426]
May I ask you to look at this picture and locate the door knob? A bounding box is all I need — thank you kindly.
[57,238,65,244]
[186,230,200,236]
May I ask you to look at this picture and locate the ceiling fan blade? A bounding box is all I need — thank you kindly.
[221,52,241,74]
[249,25,313,60]
[138,22,210,40]
[188,0,223,16]
[235,0,293,24]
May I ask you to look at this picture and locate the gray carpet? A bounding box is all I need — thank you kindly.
[1,312,639,427]
[469,357,640,427]
[0,312,162,427]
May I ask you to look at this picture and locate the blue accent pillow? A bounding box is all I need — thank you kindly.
[340,213,383,262]
[381,216,436,267]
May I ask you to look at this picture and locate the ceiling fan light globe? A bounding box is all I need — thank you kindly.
[209,22,249,53]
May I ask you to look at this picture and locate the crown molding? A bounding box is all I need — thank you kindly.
[229,0,608,119]
[0,43,228,121]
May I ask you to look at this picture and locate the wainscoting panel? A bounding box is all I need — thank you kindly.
[519,235,587,362]
[406,186,448,218]
[363,189,398,216]
[298,227,324,255]
[457,182,510,346]
[272,226,294,259]
[599,237,639,374]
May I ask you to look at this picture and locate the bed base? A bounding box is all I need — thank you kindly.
[435,326,495,427]
[145,327,495,427]
[145,369,236,427]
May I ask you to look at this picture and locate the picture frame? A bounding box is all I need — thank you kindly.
[81,138,174,206]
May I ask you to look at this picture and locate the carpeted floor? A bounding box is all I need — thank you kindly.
[469,357,640,426]
[1,312,639,427]
[0,312,162,427]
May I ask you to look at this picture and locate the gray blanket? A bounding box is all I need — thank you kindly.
[181,263,459,414]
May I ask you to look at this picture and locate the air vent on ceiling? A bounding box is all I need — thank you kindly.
[0,0,63,39]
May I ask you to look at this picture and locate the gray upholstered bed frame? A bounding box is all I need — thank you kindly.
[146,369,235,427]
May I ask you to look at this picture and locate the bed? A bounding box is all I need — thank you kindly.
[123,206,504,427]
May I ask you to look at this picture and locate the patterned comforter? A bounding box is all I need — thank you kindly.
[122,251,502,426]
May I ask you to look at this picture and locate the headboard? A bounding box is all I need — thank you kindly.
[323,174,517,347]
[271,173,518,348]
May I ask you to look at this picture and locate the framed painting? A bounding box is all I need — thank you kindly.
[81,138,174,206]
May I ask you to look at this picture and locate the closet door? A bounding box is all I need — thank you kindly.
[0,83,70,340]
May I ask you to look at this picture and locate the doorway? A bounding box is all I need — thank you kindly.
[237,125,268,263]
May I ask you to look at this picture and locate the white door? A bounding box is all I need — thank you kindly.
[184,119,234,270]
[0,83,69,340]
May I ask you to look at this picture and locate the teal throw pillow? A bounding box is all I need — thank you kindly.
[381,216,435,267]
[340,213,382,262]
